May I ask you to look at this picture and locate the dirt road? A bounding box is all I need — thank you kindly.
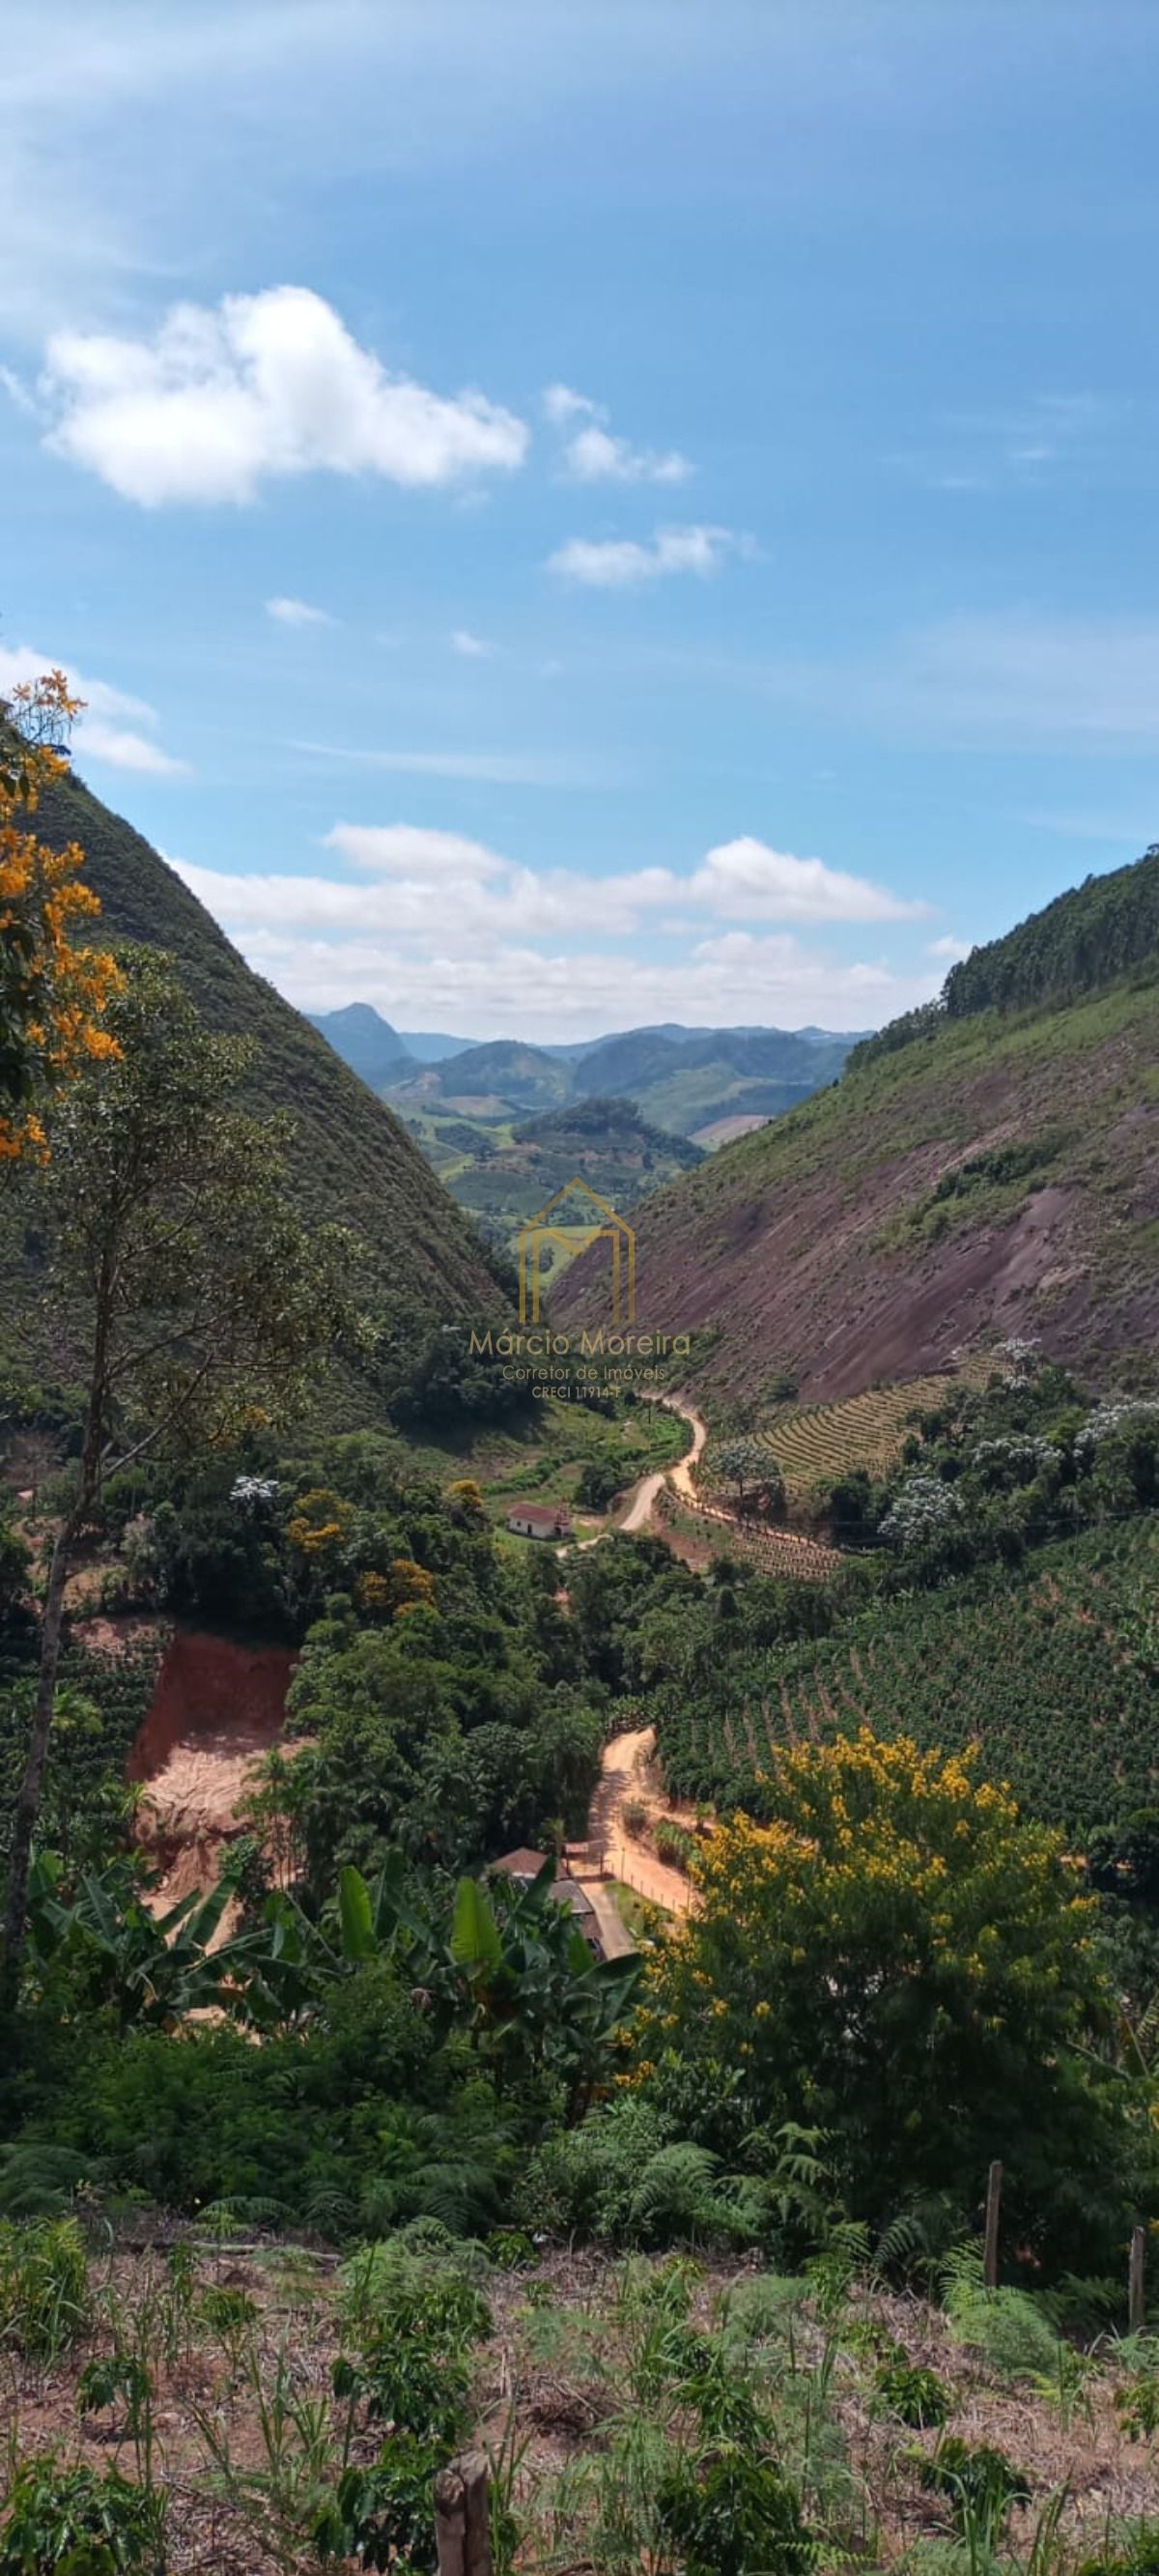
[618,1393,707,1531]
[585,1724,697,1914]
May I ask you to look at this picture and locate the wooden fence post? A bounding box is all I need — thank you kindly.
[983,2160,1003,2289]
[435,2451,492,2576]
[1130,2224,1146,2335]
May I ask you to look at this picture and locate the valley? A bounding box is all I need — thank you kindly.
[4,729,1159,2576]
[7,19,1159,2571]
[310,1004,862,1262]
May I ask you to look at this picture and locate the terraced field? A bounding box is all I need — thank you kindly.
[654,1516,1159,1835]
[760,1367,986,1495]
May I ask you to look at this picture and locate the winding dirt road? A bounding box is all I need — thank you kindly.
[585,1724,698,1914]
[618,1393,707,1531]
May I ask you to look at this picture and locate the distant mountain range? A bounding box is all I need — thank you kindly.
[309,1010,867,1144]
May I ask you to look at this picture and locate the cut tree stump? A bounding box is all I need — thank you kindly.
[435,2450,492,2576]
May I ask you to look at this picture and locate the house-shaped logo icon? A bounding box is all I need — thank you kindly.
[516,1177,636,1325]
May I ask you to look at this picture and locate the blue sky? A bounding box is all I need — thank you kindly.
[5,0,1159,1042]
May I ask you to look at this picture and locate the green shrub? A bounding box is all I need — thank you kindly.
[942,2248,1060,2380]
[655,2451,812,2576]
[920,2435,1032,2542]
[0,2218,88,2363]
[0,2456,166,2575]
[874,2351,952,2427]
[333,2333,470,2449]
[485,2228,538,2270]
[337,2241,492,2351]
[313,2438,442,2572]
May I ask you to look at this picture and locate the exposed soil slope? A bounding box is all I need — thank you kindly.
[130,1629,297,1918]
[556,974,1159,1407]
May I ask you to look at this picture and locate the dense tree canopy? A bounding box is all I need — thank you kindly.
[638,1732,1132,2260]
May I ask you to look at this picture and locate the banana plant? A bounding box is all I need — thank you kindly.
[25,1851,270,2029]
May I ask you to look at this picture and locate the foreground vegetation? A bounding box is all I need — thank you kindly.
[8,2188,1159,2570]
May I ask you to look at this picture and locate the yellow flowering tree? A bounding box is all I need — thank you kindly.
[639,1732,1134,2260]
[0,671,121,1159]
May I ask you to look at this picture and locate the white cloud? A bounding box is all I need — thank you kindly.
[548,524,738,587]
[266,594,333,627]
[42,284,529,506]
[691,838,927,925]
[77,720,187,777]
[325,823,508,881]
[564,423,690,486]
[291,738,601,787]
[543,382,691,484]
[174,900,937,1045]
[543,384,595,426]
[928,932,971,960]
[166,816,929,1038]
[450,627,496,658]
[0,642,187,776]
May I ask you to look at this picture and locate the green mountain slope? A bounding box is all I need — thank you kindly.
[388,1039,572,1114]
[556,850,1159,1407]
[34,766,507,1328]
[654,1516,1159,1837]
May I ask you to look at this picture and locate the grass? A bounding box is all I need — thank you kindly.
[406,1392,688,1525]
[610,1881,653,1939]
[4,2228,1159,2574]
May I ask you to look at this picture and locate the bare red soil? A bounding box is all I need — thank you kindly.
[130,1630,297,1920]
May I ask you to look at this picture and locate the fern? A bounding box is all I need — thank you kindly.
[942,2244,1060,2379]
[0,2144,101,2219]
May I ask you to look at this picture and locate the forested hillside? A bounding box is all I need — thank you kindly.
[945,843,1159,1018]
[31,765,507,1332]
[558,848,1159,1406]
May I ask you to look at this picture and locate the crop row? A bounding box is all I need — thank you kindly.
[655,1516,1159,1836]
[759,1368,984,1491]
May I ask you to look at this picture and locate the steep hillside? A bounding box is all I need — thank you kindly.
[33,766,506,1328]
[556,853,1159,1407]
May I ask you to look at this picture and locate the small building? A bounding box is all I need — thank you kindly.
[491,1847,603,1956]
[506,1500,572,1540]
[492,1846,552,1889]
[551,1875,603,1955]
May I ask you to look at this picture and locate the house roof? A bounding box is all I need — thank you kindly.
[507,1501,564,1527]
[551,1878,595,1918]
[492,1846,550,1879]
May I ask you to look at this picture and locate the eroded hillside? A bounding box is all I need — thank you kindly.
[556,974,1159,1407]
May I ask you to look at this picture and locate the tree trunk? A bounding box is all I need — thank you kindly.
[1,1512,76,2003]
